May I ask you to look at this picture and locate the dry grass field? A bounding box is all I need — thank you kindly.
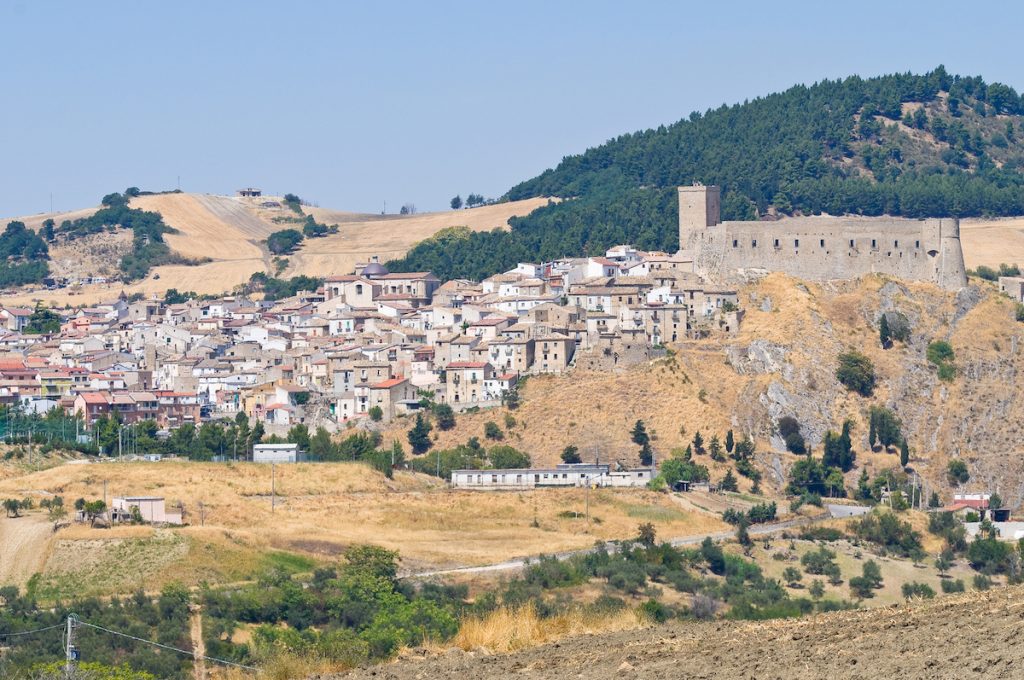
[0,194,549,306]
[0,459,725,598]
[960,216,1024,269]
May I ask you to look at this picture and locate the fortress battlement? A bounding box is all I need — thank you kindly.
[678,185,966,290]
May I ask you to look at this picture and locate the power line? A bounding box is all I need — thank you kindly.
[0,622,66,639]
[76,620,258,672]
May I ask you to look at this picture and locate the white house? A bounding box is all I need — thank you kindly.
[253,443,300,463]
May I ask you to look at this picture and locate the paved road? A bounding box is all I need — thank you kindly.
[407,512,828,578]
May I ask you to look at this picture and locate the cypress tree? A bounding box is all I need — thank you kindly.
[900,439,910,467]
[725,429,735,454]
[879,314,892,347]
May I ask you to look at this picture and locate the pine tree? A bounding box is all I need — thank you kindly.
[720,469,738,492]
[640,442,653,466]
[709,435,724,461]
[725,429,735,454]
[407,413,433,454]
[900,439,910,467]
[631,420,650,446]
[693,430,705,455]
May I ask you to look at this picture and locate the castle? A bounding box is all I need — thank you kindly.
[677,185,967,290]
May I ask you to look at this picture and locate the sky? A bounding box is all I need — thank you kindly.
[2,0,1024,218]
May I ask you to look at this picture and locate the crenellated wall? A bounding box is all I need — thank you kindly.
[679,186,967,290]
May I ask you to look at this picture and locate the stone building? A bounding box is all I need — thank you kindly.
[678,185,967,290]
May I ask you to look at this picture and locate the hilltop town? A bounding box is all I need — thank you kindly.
[0,241,740,437]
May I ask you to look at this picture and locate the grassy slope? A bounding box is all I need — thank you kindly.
[0,460,725,598]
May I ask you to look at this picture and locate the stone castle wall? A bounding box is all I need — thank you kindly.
[679,186,967,290]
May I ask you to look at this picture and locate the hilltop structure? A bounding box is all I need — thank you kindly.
[678,185,967,290]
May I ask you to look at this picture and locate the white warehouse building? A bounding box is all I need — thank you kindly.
[451,463,653,489]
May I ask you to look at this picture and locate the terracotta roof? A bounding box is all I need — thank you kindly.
[371,377,408,389]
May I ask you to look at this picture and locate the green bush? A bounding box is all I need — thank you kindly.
[267,228,304,255]
[901,581,935,599]
[836,351,876,396]
[941,578,965,594]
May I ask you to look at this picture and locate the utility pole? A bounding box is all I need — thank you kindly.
[585,480,591,529]
[271,463,276,513]
[64,614,78,679]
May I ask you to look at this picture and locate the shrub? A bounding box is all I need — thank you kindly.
[799,527,845,542]
[973,574,993,590]
[901,582,935,599]
[801,547,838,575]
[777,416,806,454]
[836,351,876,396]
[690,593,720,620]
[853,511,923,557]
[267,228,304,255]
[927,340,956,382]
[782,566,803,586]
[560,445,581,464]
[368,406,383,422]
[487,445,530,469]
[848,575,874,599]
[638,598,672,623]
[926,340,955,366]
[941,578,965,594]
[484,421,504,441]
[432,403,456,430]
[947,459,970,486]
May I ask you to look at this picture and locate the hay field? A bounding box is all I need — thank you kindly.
[284,197,553,278]
[0,194,549,306]
[0,460,724,595]
[960,217,1024,269]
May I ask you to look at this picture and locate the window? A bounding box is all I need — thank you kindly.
[774,238,780,247]
[915,240,920,248]
[894,240,899,247]
[820,239,825,248]
[850,239,855,248]
[355,284,363,295]
[794,239,800,248]
[732,239,738,248]
[871,239,877,249]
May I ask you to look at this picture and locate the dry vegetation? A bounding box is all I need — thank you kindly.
[0,194,550,305]
[0,460,725,598]
[385,273,1024,503]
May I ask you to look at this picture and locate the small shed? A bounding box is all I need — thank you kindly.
[253,443,300,463]
[111,496,182,524]
[237,187,262,197]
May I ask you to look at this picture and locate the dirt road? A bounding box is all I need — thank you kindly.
[0,513,53,586]
[407,511,825,578]
[335,586,1024,679]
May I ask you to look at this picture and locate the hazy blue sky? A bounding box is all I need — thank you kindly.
[2,0,1023,217]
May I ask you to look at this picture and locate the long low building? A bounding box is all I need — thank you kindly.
[451,463,653,489]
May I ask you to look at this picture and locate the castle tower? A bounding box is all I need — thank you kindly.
[677,184,720,249]
[937,218,967,290]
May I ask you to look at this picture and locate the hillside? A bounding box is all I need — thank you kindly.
[335,584,1024,680]
[392,68,1024,280]
[0,194,548,305]
[0,459,723,598]
[384,273,1024,506]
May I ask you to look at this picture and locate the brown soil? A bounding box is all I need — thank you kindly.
[335,586,1024,680]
